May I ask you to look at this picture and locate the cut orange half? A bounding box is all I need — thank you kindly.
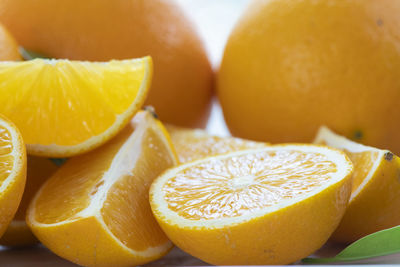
[166,124,267,163]
[0,114,26,238]
[315,126,400,243]
[0,57,152,157]
[27,110,178,266]
[150,144,353,265]
[0,156,58,246]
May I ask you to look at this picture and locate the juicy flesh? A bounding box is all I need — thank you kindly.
[0,125,13,188]
[33,114,176,251]
[343,149,379,193]
[32,129,127,224]
[101,129,175,251]
[170,129,264,163]
[0,59,146,146]
[163,150,338,220]
[316,136,379,194]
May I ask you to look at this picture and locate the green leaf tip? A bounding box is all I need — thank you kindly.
[303,225,400,264]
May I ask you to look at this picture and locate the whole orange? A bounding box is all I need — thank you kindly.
[0,0,213,127]
[0,22,20,60]
[217,0,400,153]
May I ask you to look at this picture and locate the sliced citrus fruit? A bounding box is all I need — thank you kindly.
[150,144,353,265]
[0,57,152,157]
[0,114,26,238]
[166,124,267,163]
[27,110,178,266]
[314,126,400,243]
[0,156,58,246]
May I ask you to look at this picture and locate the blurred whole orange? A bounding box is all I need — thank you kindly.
[0,22,20,60]
[0,0,213,127]
[217,0,400,153]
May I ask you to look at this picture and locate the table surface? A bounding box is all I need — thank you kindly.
[2,1,400,266]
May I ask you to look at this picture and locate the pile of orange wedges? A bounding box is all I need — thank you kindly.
[0,55,399,267]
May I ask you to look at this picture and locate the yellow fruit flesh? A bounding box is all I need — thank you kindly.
[0,59,146,146]
[101,129,174,251]
[151,145,353,265]
[0,58,151,158]
[0,126,13,185]
[34,127,174,250]
[0,115,26,238]
[164,150,337,220]
[167,125,266,163]
[345,150,379,193]
[318,140,380,194]
[28,111,177,266]
[33,130,127,224]
[315,127,400,242]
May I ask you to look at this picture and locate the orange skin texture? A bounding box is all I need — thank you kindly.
[217,0,400,153]
[0,0,213,127]
[0,22,20,61]
[332,154,400,243]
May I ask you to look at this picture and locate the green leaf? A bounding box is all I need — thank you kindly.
[19,47,49,60]
[303,225,400,264]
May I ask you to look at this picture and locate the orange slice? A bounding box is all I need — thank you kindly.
[166,124,267,163]
[0,57,151,157]
[0,156,58,246]
[315,126,400,243]
[150,145,353,265]
[0,114,26,238]
[27,110,178,266]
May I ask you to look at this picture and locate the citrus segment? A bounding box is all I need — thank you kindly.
[166,124,266,163]
[0,114,26,238]
[0,156,58,246]
[315,126,400,243]
[101,128,177,251]
[27,110,177,266]
[150,145,353,265]
[0,57,151,157]
[0,0,213,128]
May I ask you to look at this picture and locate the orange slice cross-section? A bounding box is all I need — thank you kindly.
[27,110,178,266]
[150,144,353,265]
[315,126,400,243]
[0,114,26,238]
[0,57,152,157]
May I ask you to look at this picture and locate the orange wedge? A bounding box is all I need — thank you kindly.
[0,114,26,238]
[166,124,266,163]
[150,145,353,265]
[0,57,151,157]
[0,156,58,246]
[27,110,178,266]
[315,126,400,243]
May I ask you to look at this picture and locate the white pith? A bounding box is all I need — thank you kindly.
[0,118,24,196]
[23,57,152,157]
[29,112,174,258]
[314,126,386,201]
[151,144,353,228]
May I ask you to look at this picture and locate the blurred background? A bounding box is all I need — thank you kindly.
[177,0,250,136]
